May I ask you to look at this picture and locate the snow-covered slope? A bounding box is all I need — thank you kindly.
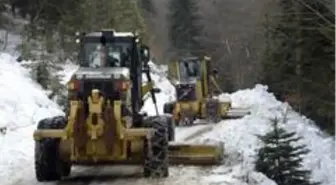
[141,62,176,115]
[0,53,63,130]
[192,85,335,185]
[0,53,64,184]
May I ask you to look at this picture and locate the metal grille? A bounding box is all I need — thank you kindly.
[79,79,120,100]
[176,84,197,101]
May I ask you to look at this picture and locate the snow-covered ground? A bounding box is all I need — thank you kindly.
[191,85,335,185]
[0,19,334,185]
[0,52,333,185]
[141,62,176,115]
[0,53,64,185]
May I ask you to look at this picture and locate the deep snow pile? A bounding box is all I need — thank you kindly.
[141,62,176,115]
[192,85,335,185]
[140,63,334,185]
[0,53,64,184]
[58,61,79,85]
[0,53,63,131]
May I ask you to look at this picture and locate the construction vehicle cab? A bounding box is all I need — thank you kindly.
[164,56,249,126]
[32,30,224,182]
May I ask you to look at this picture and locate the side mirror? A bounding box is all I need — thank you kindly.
[140,45,150,62]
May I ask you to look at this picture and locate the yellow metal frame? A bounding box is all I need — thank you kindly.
[168,56,232,120]
[34,88,153,163]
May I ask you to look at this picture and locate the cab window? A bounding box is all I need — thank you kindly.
[81,42,132,68]
[179,59,201,80]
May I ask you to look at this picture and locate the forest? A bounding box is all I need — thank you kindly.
[0,0,334,134]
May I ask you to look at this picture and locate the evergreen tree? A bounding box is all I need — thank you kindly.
[58,0,147,61]
[17,0,148,105]
[168,0,203,56]
[35,61,49,89]
[0,0,13,51]
[0,0,6,22]
[18,0,147,62]
[138,0,156,15]
[255,117,320,185]
[261,0,335,134]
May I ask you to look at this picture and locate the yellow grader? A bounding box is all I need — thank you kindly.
[163,56,250,126]
[32,30,223,182]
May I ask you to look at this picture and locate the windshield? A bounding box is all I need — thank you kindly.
[179,59,201,80]
[81,42,132,68]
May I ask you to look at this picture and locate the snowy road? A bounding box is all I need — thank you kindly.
[3,124,220,185]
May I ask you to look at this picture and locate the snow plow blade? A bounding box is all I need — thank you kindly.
[168,142,224,165]
[223,108,251,119]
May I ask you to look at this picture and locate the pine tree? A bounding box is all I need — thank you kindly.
[255,117,320,185]
[261,0,335,134]
[261,0,298,100]
[168,0,203,56]
[138,0,156,15]
[58,0,147,59]
[0,0,6,25]
[17,0,148,106]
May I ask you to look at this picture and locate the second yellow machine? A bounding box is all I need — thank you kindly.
[164,56,250,126]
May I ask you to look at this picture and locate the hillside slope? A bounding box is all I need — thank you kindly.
[0,53,63,184]
[192,85,335,185]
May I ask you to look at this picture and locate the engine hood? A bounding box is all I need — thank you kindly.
[74,67,130,80]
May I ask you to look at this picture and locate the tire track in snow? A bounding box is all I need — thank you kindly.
[175,124,215,142]
[56,167,107,185]
[182,125,215,142]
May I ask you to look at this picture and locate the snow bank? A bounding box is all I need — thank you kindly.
[139,63,334,185]
[57,61,79,85]
[141,61,176,115]
[0,53,64,184]
[195,84,335,185]
[0,53,63,131]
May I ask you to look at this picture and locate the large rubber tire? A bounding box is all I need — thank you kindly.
[143,116,169,178]
[35,116,71,181]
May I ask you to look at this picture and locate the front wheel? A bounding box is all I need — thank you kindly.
[35,116,71,181]
[143,116,169,178]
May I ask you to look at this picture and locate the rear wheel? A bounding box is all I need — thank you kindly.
[35,116,71,181]
[143,116,169,178]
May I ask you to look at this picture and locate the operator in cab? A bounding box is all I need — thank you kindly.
[180,60,199,79]
[89,43,125,68]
